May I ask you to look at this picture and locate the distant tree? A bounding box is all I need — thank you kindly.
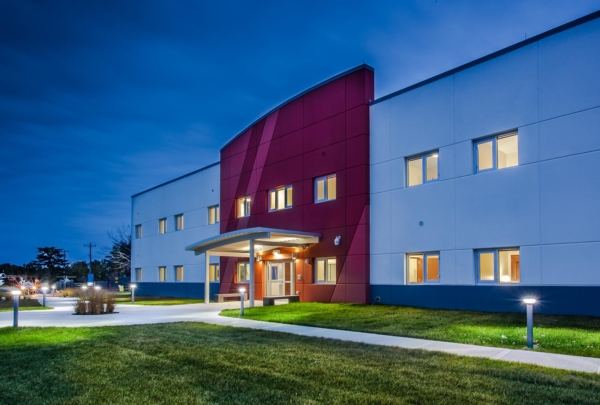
[68,261,90,280]
[104,225,131,277]
[35,247,68,280]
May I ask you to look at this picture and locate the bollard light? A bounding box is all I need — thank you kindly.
[41,286,48,308]
[130,284,137,303]
[239,288,246,317]
[523,298,537,349]
[11,290,21,327]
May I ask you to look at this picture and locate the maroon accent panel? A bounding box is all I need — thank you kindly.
[219,67,373,303]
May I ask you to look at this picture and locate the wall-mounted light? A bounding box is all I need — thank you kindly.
[334,236,341,246]
[292,253,298,259]
[256,255,262,262]
[273,249,280,255]
[305,258,311,264]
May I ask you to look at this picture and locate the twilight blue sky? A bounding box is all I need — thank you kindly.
[1,0,599,265]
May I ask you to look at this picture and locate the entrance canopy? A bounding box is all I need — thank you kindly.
[185,227,321,257]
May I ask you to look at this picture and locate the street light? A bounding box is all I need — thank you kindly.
[239,288,246,317]
[41,286,48,308]
[130,284,137,303]
[11,290,21,327]
[523,298,537,349]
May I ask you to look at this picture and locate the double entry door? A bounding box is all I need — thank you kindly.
[266,261,293,297]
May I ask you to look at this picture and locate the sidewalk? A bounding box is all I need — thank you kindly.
[1,298,599,374]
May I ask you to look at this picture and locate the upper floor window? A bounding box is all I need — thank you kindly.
[135,224,142,239]
[477,249,520,283]
[407,253,439,283]
[237,262,250,282]
[407,151,438,187]
[237,197,251,218]
[175,214,184,231]
[159,266,166,282]
[269,185,293,211]
[209,264,220,282]
[315,174,336,203]
[315,257,336,284]
[208,205,220,225]
[135,268,142,281]
[475,131,518,173]
[159,218,167,234]
[175,265,184,282]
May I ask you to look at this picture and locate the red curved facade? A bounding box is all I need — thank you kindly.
[218,66,373,303]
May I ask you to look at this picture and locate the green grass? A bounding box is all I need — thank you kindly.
[0,323,599,404]
[221,303,600,358]
[0,299,53,312]
[116,296,205,306]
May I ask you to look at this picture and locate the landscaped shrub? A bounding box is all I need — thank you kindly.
[74,299,87,315]
[72,289,117,315]
[62,288,77,297]
[105,293,116,314]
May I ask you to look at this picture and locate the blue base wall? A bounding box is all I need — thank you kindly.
[370,285,600,317]
[136,282,220,300]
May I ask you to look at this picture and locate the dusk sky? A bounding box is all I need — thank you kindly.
[2,0,599,265]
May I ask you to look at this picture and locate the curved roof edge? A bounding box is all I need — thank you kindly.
[371,9,600,106]
[220,63,374,151]
[131,161,220,198]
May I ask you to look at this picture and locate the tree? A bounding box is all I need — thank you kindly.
[104,225,131,277]
[35,247,68,280]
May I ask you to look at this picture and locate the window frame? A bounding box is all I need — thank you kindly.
[406,252,440,284]
[159,218,167,234]
[314,257,337,284]
[237,197,251,218]
[209,264,220,282]
[237,262,250,282]
[208,205,220,225]
[175,265,184,282]
[314,174,336,203]
[476,248,520,284]
[159,266,166,282]
[474,131,518,173]
[406,150,439,187]
[268,185,293,212]
[175,214,184,231]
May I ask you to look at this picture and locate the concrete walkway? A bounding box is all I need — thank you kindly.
[1,297,599,374]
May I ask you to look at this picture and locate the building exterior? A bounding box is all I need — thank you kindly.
[132,11,600,316]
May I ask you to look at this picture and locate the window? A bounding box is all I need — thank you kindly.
[135,224,142,239]
[209,264,220,282]
[237,197,251,218]
[407,151,438,187]
[175,214,184,231]
[269,185,293,211]
[315,258,336,284]
[407,253,439,283]
[315,175,336,203]
[175,266,184,282]
[159,218,167,234]
[208,205,220,224]
[237,262,250,282]
[475,131,518,172]
[477,249,520,283]
[135,268,142,281]
[159,266,166,282]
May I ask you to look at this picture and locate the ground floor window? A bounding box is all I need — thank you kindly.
[159,266,166,282]
[135,268,142,281]
[209,264,220,282]
[407,253,439,283]
[315,258,336,284]
[237,262,250,282]
[477,249,520,283]
[175,266,184,282]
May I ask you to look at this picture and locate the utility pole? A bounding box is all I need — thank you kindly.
[83,243,96,274]
[59,249,69,280]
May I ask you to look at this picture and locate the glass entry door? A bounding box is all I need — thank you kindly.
[266,261,293,296]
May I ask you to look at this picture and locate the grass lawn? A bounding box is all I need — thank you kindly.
[221,303,600,358]
[0,299,53,312]
[115,295,205,306]
[1,323,599,405]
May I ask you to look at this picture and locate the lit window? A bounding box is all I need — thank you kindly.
[237,197,251,218]
[175,214,184,231]
[315,175,336,203]
[159,218,166,234]
[475,131,518,172]
[209,264,220,282]
[159,266,166,282]
[407,151,438,187]
[237,262,250,282]
[407,253,439,283]
[135,224,142,239]
[315,258,336,284]
[477,249,520,283]
[135,268,142,281]
[208,205,220,224]
[269,185,293,211]
[175,266,184,282]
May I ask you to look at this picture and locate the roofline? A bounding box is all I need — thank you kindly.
[220,63,375,151]
[131,161,220,198]
[371,9,600,105]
